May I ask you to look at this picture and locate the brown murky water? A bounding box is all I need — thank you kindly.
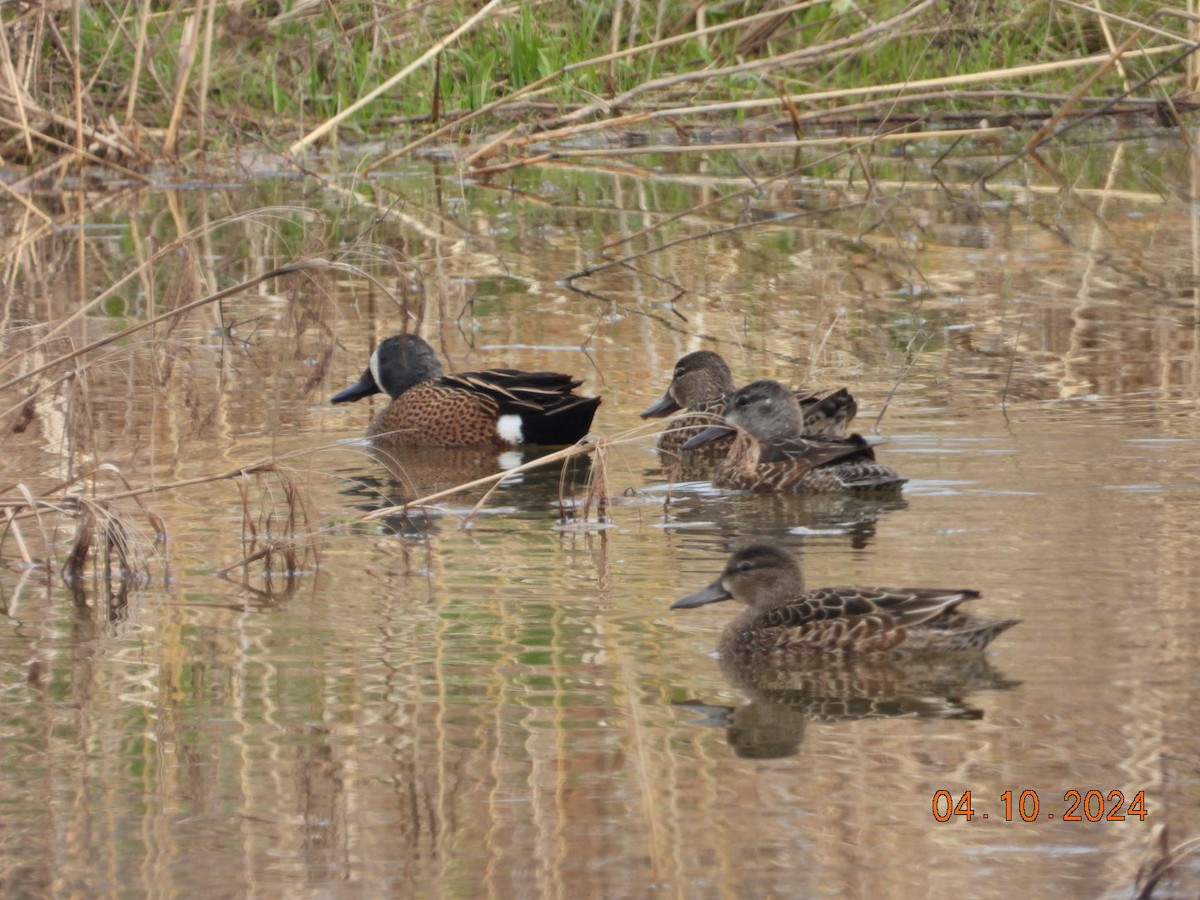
[2,133,1200,897]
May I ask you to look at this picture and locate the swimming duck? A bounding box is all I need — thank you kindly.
[332,334,601,447]
[641,350,856,456]
[672,543,1019,656]
[681,379,905,492]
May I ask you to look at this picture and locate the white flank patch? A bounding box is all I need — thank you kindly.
[496,415,524,445]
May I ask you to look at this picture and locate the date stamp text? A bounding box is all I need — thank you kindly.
[932,790,1148,822]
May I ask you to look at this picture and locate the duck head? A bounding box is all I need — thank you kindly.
[331,334,444,403]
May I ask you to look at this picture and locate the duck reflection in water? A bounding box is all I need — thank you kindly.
[654,490,909,553]
[336,443,595,536]
[678,654,1019,759]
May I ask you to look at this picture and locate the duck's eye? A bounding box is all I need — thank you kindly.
[674,366,685,378]
[735,394,751,408]
[736,560,754,572]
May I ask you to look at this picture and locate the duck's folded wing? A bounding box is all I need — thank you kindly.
[443,370,587,410]
[762,434,875,468]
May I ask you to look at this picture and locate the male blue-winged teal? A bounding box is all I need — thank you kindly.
[331,334,601,447]
[641,350,856,456]
[681,379,905,492]
[672,543,1019,656]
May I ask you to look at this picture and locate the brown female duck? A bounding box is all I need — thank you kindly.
[332,334,600,447]
[640,350,856,456]
[672,543,1019,656]
[682,379,905,492]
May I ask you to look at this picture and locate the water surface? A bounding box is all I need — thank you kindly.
[2,132,1199,897]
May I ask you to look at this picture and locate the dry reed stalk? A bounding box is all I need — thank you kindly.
[1059,0,1198,42]
[609,0,625,90]
[982,40,1200,184]
[100,505,133,580]
[468,152,557,177]
[782,89,1166,125]
[1015,28,1145,161]
[461,124,527,167]
[373,0,828,166]
[5,464,170,580]
[450,440,603,523]
[0,172,53,223]
[575,439,611,525]
[93,463,168,542]
[374,80,559,169]
[197,0,218,148]
[0,99,147,163]
[1,3,150,170]
[1090,0,1132,92]
[70,0,82,170]
[164,13,200,157]
[0,116,151,185]
[287,0,505,156]
[124,0,153,124]
[489,42,1187,160]
[0,17,35,160]
[553,149,1172,204]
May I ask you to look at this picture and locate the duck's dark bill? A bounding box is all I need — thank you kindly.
[681,425,734,450]
[640,392,680,419]
[670,579,732,609]
[331,368,381,404]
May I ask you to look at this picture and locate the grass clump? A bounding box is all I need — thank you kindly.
[0,0,1194,171]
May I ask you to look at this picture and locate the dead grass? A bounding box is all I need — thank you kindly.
[0,0,1195,176]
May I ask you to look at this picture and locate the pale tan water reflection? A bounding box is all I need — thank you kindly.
[3,134,1200,896]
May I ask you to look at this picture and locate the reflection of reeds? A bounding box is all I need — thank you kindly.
[228,465,316,581]
[1132,825,1200,899]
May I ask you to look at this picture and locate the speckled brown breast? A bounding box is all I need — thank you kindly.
[656,402,728,456]
[367,382,506,447]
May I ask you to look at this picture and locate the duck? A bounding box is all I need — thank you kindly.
[671,543,1019,656]
[331,334,601,447]
[681,379,905,492]
[641,350,857,456]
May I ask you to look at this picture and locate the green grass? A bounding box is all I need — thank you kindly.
[2,0,1191,163]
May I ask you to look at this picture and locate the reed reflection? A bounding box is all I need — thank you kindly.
[679,654,1019,759]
